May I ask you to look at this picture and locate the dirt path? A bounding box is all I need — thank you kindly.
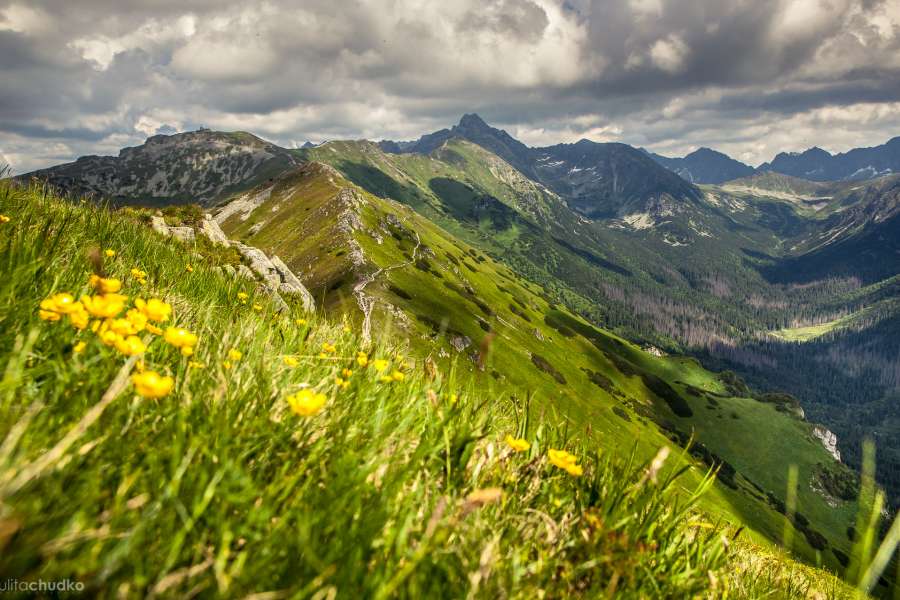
[353,228,421,345]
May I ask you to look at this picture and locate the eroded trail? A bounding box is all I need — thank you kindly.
[353,229,421,345]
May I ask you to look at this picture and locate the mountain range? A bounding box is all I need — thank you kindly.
[10,114,900,586]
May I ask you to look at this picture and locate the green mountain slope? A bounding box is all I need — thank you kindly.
[206,160,868,573]
[3,178,877,598]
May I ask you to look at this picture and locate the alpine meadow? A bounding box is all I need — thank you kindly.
[2,0,900,598]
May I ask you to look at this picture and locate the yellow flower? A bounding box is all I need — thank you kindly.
[356,352,369,367]
[0,214,10,223]
[185,264,194,273]
[73,341,87,353]
[68,304,89,329]
[115,335,146,356]
[449,394,459,405]
[505,435,531,453]
[227,348,242,361]
[222,360,232,370]
[39,309,62,322]
[81,294,128,318]
[89,275,122,293]
[146,324,163,335]
[286,389,327,416]
[321,342,336,354]
[188,361,205,369]
[283,356,299,367]
[295,318,307,326]
[134,298,171,322]
[180,346,194,357]
[130,267,147,279]
[131,370,174,398]
[40,293,78,315]
[237,292,249,301]
[104,249,116,257]
[390,370,405,382]
[372,359,389,372]
[252,304,263,312]
[341,368,353,378]
[164,327,198,350]
[125,308,148,332]
[99,329,121,347]
[548,449,583,477]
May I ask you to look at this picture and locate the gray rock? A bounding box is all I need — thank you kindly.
[168,226,195,242]
[236,264,256,280]
[450,335,472,352]
[234,242,281,287]
[812,425,841,462]
[150,215,171,236]
[270,255,315,312]
[200,214,230,246]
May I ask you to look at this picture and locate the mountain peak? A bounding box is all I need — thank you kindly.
[457,113,489,129]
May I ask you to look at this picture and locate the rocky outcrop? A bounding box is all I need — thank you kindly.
[150,215,195,242]
[812,425,841,462]
[270,256,316,313]
[233,242,316,313]
[200,213,230,246]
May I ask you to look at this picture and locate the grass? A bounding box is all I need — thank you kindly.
[1,179,895,597]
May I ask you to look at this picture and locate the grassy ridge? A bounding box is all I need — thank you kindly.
[0,180,880,597]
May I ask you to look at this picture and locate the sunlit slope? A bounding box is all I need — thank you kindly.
[211,160,860,570]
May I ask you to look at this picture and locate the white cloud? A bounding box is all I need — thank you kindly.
[649,34,688,73]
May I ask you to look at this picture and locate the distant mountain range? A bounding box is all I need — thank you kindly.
[650,137,900,184]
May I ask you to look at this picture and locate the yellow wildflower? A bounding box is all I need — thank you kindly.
[252,304,263,312]
[390,370,405,382]
[341,368,353,378]
[286,389,327,416]
[185,264,194,273]
[104,249,116,257]
[164,327,198,350]
[372,359,389,372]
[222,360,233,370]
[68,305,89,329]
[39,293,78,316]
[180,346,194,357]
[131,370,174,398]
[449,393,459,405]
[82,294,128,318]
[0,214,10,223]
[356,352,368,367]
[89,275,122,293]
[73,341,87,353]
[130,268,147,279]
[322,342,336,354]
[283,356,299,367]
[39,309,62,322]
[505,435,531,453]
[548,449,583,477]
[188,361,205,369]
[295,318,307,326]
[107,317,138,336]
[134,298,171,322]
[114,335,146,356]
[99,329,121,347]
[125,308,148,332]
[227,348,242,361]
[146,324,163,335]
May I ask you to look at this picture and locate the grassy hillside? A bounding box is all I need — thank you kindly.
[1,177,877,597]
[209,163,881,574]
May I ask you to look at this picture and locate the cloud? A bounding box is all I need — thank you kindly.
[1,0,899,173]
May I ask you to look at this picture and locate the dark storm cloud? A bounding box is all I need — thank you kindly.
[1,0,900,173]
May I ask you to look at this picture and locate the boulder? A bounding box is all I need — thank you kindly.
[200,214,230,246]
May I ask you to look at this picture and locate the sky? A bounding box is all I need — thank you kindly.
[1,0,900,174]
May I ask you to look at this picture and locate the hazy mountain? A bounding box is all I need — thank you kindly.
[647,147,755,184]
[759,136,900,181]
